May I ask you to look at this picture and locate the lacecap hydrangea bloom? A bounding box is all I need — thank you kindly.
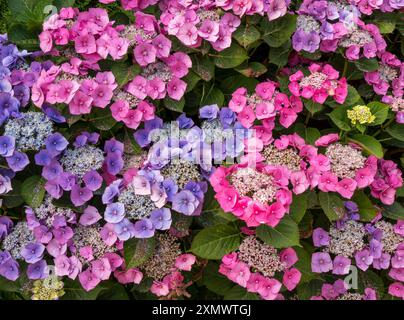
[219,235,300,300]
[159,0,241,51]
[347,105,376,125]
[114,233,196,298]
[288,63,348,105]
[312,133,378,199]
[228,80,303,129]
[36,131,124,206]
[311,279,377,300]
[311,202,404,300]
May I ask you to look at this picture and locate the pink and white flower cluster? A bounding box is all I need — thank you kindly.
[311,279,377,300]
[210,162,293,227]
[219,243,301,300]
[39,7,129,62]
[215,0,290,21]
[159,0,241,51]
[289,63,348,105]
[114,253,196,297]
[99,0,158,10]
[229,81,303,129]
[32,61,118,115]
[350,0,404,15]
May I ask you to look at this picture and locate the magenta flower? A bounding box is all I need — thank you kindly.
[311,252,333,273]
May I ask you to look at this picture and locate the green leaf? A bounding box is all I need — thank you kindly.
[289,193,309,223]
[386,123,404,142]
[328,85,360,108]
[352,191,377,221]
[2,180,24,208]
[213,43,248,69]
[7,24,39,50]
[297,279,324,300]
[318,192,344,221]
[381,202,404,220]
[235,62,267,78]
[328,105,351,131]
[124,237,155,269]
[99,60,140,86]
[191,223,241,259]
[349,134,384,158]
[367,102,389,126]
[63,279,110,300]
[200,86,224,107]
[164,96,185,112]
[233,24,261,48]
[354,58,379,72]
[304,99,324,115]
[183,70,201,93]
[191,55,215,81]
[268,40,291,67]
[88,108,117,131]
[261,14,297,48]
[223,286,259,300]
[293,123,321,145]
[376,21,396,34]
[256,216,301,248]
[54,0,75,9]
[200,262,234,296]
[294,247,319,284]
[358,270,385,298]
[220,75,259,94]
[21,175,46,208]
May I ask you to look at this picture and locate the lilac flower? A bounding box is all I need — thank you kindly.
[0,259,19,281]
[114,218,135,241]
[145,117,164,131]
[345,201,359,213]
[0,135,15,157]
[0,250,11,264]
[312,228,330,247]
[27,259,48,280]
[34,149,52,166]
[104,138,124,155]
[219,107,236,128]
[42,160,63,181]
[162,178,178,202]
[184,181,205,200]
[303,32,320,53]
[369,239,383,259]
[355,249,373,271]
[0,174,12,194]
[6,151,29,171]
[134,129,151,147]
[105,153,124,175]
[104,203,125,224]
[150,208,171,230]
[102,179,122,204]
[176,114,194,129]
[133,219,155,238]
[311,252,333,273]
[0,217,12,240]
[21,243,45,264]
[199,104,219,120]
[172,190,200,215]
[70,185,93,207]
[57,172,76,191]
[79,206,102,226]
[45,133,68,156]
[45,180,63,199]
[332,255,351,275]
[83,170,103,191]
[42,104,66,123]
[53,226,74,244]
[373,252,391,270]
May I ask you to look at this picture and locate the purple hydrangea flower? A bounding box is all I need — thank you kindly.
[0,259,19,281]
[172,190,200,215]
[162,178,178,202]
[0,135,15,157]
[176,114,194,129]
[104,138,124,155]
[27,259,48,280]
[332,255,351,275]
[45,133,68,156]
[150,208,171,230]
[145,117,164,131]
[105,153,124,175]
[355,249,373,271]
[199,104,219,120]
[6,151,29,171]
[42,104,66,123]
[104,203,125,224]
[21,243,45,264]
[57,172,76,191]
[311,252,333,273]
[70,185,93,207]
[114,218,135,241]
[133,219,155,238]
[369,239,383,259]
[34,149,52,166]
[134,129,151,148]
[83,170,103,191]
[219,107,236,128]
[53,226,74,244]
[42,160,63,181]
[102,179,122,204]
[0,174,12,194]
[312,227,330,247]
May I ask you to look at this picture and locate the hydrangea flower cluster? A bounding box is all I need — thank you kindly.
[39,7,128,62]
[288,63,348,105]
[0,35,41,125]
[36,132,124,206]
[159,0,241,51]
[210,162,293,227]
[364,52,404,123]
[293,1,387,59]
[215,0,291,21]
[310,279,377,300]
[350,0,404,15]
[311,201,404,299]
[219,235,300,300]
[228,81,303,129]
[115,233,196,297]
[313,133,378,199]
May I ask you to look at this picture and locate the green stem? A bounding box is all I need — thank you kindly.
[372,118,394,137]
